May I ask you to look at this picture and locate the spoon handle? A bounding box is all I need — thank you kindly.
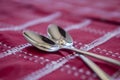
[70,47,120,66]
[80,55,110,80]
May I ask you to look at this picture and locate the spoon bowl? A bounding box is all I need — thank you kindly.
[48,24,73,47]
[23,30,59,52]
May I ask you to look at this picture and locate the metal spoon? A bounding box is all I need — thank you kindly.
[47,24,120,66]
[23,30,59,52]
[23,30,120,66]
[47,24,110,80]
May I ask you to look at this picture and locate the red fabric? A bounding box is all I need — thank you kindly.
[0,0,120,80]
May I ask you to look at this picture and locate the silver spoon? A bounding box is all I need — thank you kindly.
[46,24,120,66]
[23,30,120,66]
[47,24,110,80]
[23,30,59,52]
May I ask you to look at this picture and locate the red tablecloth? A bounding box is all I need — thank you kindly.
[0,0,120,80]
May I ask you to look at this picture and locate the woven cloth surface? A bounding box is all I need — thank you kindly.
[0,0,120,80]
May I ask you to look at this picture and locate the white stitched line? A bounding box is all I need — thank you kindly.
[65,19,91,31]
[0,43,31,59]
[16,44,94,78]
[1,21,120,38]
[19,51,50,64]
[61,64,93,77]
[81,27,120,38]
[22,27,120,80]
[75,7,120,18]
[81,27,106,35]
[93,48,120,59]
[0,12,61,31]
[81,27,120,51]
[22,54,76,80]
[22,20,91,80]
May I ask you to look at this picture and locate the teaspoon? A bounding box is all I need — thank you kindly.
[47,24,120,66]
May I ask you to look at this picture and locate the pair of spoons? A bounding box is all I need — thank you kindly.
[23,24,120,80]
